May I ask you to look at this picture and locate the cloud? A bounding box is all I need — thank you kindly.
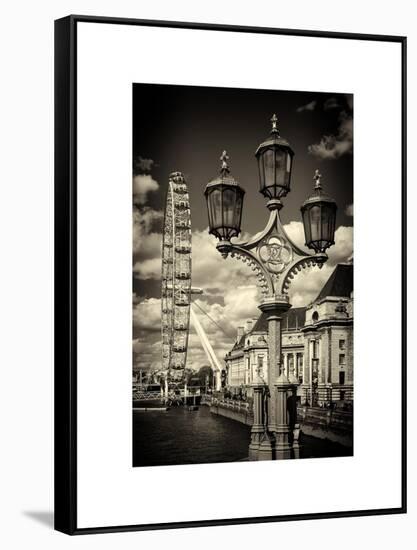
[133,207,163,261]
[133,335,163,371]
[296,100,317,113]
[289,265,333,307]
[191,229,263,293]
[282,222,353,306]
[283,221,353,268]
[133,257,161,280]
[323,97,340,111]
[133,174,159,205]
[308,110,353,160]
[345,203,354,216]
[193,285,259,337]
[327,225,353,265]
[134,156,155,173]
[133,296,161,331]
[282,220,309,253]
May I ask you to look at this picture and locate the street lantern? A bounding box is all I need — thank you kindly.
[301,170,337,255]
[255,114,294,203]
[204,150,245,242]
[204,116,338,461]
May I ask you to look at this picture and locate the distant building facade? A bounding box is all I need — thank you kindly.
[224,263,353,405]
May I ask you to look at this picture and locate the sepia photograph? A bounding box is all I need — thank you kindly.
[132,83,354,467]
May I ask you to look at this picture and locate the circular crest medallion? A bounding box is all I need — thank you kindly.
[258,236,292,274]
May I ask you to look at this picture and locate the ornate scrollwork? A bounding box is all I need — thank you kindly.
[281,257,321,295]
[229,248,271,296]
[218,209,326,299]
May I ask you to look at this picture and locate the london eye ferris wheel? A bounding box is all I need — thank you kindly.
[161,172,192,384]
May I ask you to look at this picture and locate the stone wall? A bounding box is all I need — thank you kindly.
[209,401,353,447]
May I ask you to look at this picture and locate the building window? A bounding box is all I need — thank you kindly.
[312,311,319,322]
[340,390,345,401]
[339,339,346,350]
[339,353,346,366]
[312,358,319,383]
[339,371,345,385]
[257,355,263,375]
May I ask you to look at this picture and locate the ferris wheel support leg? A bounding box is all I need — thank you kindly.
[214,371,221,392]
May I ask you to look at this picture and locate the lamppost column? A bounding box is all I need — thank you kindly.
[259,296,292,460]
[249,383,265,461]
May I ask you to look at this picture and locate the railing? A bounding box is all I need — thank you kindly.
[133,391,162,401]
[207,398,352,441]
[208,397,254,426]
[297,406,353,433]
[212,398,251,412]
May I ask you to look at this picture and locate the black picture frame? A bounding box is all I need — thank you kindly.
[54,14,407,535]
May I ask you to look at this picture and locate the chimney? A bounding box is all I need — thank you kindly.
[245,319,253,333]
[237,326,244,343]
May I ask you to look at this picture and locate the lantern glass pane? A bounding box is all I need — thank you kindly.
[234,190,243,233]
[302,208,312,245]
[274,149,286,188]
[222,187,237,228]
[257,156,265,192]
[309,205,322,242]
[210,188,223,230]
[263,149,275,189]
[207,190,214,228]
[330,207,336,242]
[320,204,331,242]
[285,153,292,189]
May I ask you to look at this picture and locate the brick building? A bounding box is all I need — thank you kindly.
[224,263,353,406]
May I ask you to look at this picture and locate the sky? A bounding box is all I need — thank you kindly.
[132,84,353,374]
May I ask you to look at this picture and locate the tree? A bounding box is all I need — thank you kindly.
[196,365,214,388]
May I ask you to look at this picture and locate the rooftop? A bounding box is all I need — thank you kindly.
[315,263,353,302]
[232,307,306,351]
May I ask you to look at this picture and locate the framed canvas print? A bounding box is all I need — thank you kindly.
[54,15,407,534]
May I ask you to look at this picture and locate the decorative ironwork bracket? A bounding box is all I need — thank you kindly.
[217,209,327,297]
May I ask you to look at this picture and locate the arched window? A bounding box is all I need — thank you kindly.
[312,311,319,322]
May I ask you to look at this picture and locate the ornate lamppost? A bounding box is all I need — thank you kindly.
[204,115,337,460]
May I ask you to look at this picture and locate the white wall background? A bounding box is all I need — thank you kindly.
[0,0,414,548]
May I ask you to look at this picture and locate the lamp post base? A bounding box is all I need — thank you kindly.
[256,432,275,461]
[248,426,264,461]
[274,426,293,460]
[273,376,293,460]
[249,383,268,461]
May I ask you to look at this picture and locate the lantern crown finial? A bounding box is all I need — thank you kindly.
[220,150,230,175]
[270,114,279,135]
[314,169,322,190]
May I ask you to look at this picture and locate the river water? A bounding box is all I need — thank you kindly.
[133,405,351,467]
